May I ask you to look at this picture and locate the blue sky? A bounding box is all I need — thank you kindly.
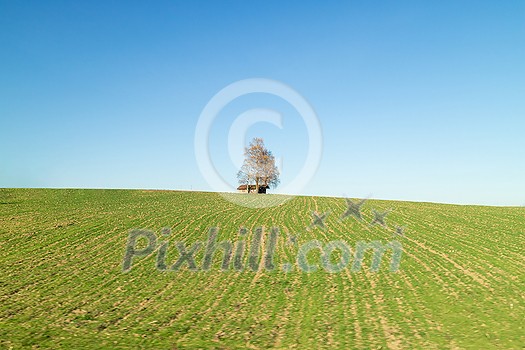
[1,1,524,206]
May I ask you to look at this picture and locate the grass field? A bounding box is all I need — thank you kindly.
[1,188,524,349]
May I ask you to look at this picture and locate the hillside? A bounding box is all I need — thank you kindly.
[1,189,523,349]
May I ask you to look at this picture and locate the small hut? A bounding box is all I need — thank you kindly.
[237,184,269,194]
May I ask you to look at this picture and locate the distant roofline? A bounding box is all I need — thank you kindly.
[237,184,270,190]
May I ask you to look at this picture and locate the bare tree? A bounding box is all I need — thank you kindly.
[237,138,280,193]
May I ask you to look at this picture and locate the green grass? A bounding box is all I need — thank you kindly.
[1,188,524,349]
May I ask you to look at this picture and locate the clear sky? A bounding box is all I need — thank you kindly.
[1,1,524,206]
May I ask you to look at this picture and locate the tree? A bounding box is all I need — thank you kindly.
[237,138,280,193]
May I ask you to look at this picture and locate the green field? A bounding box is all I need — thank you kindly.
[1,188,523,349]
